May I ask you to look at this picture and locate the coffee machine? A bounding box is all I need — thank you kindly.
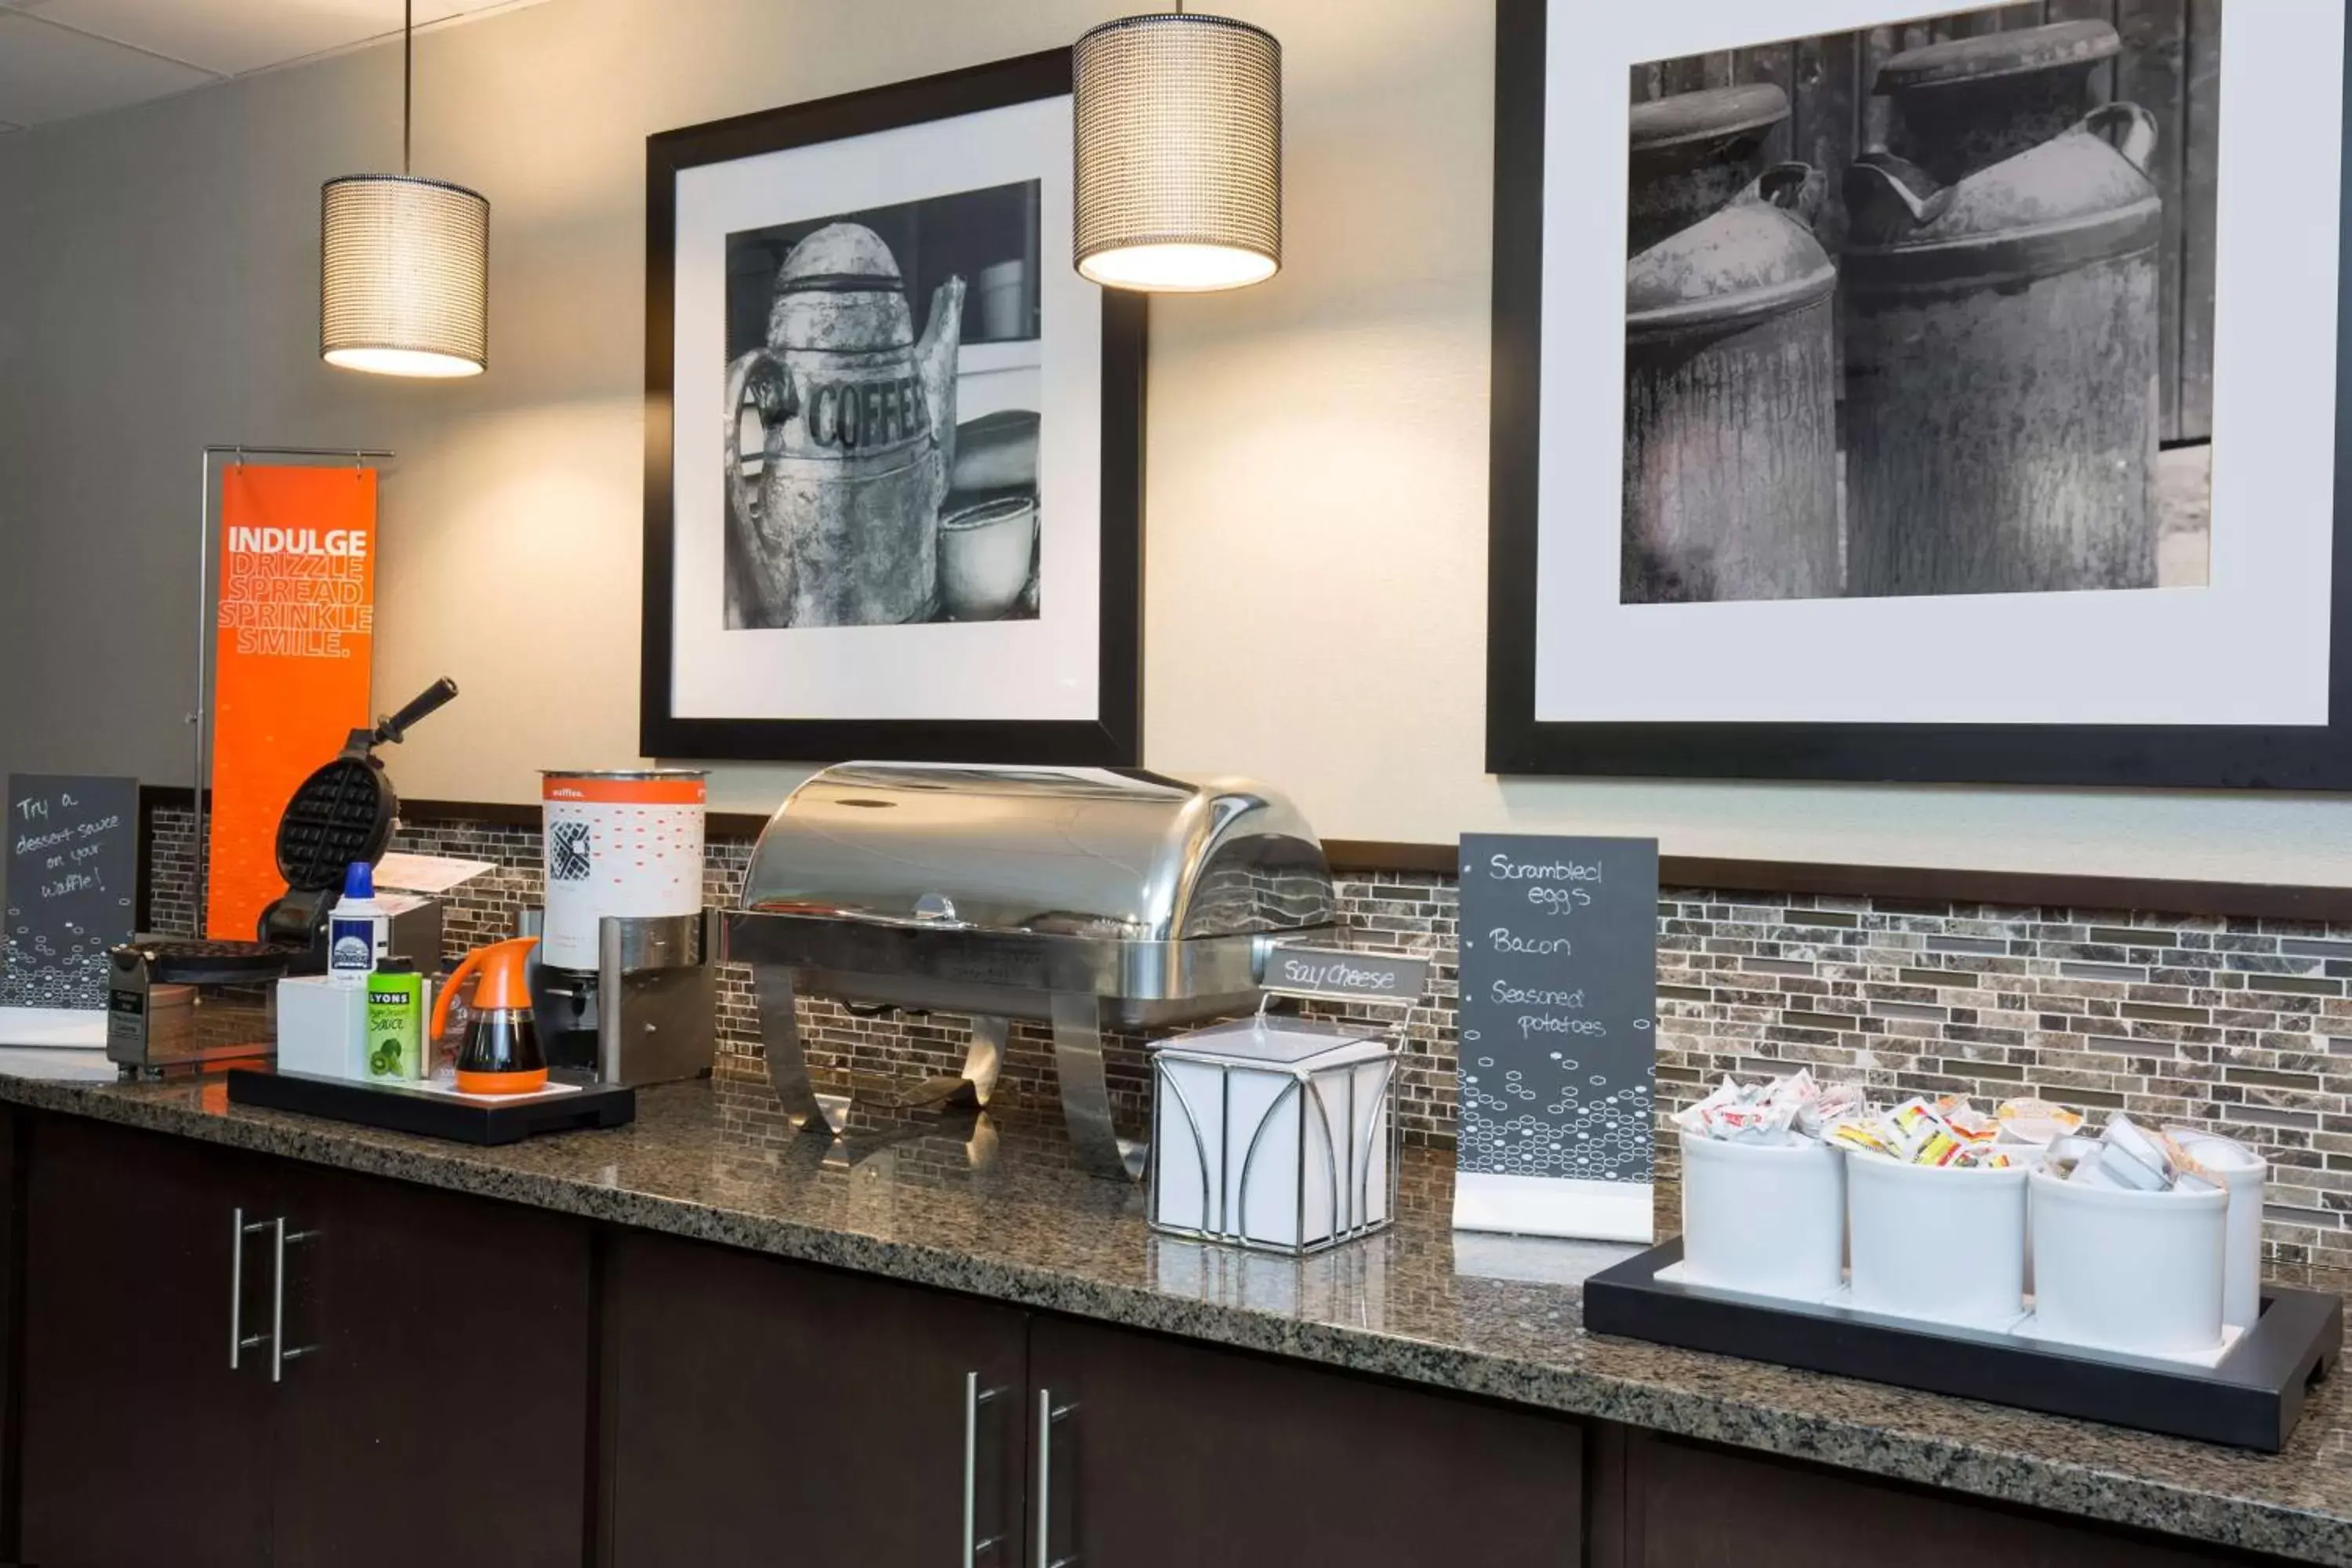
[521,771,717,1087]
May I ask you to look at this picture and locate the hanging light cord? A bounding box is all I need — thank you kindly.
[401,0,412,175]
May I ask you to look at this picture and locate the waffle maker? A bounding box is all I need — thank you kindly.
[256,677,459,963]
[107,679,459,1079]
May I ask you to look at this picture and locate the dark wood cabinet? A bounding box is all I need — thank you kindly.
[1608,1432,2282,1567]
[16,1114,591,1568]
[601,1229,1029,1568]
[1023,1315,1585,1568]
[20,1115,279,1568]
[270,1162,591,1568]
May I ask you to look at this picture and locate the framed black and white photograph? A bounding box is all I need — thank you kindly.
[1489,0,2352,787]
[643,50,1145,763]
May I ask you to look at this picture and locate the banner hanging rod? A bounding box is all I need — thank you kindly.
[202,445,397,459]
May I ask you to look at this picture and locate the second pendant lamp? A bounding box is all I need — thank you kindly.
[320,0,490,377]
[1073,3,1283,292]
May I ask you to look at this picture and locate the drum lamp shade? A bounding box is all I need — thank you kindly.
[320,174,490,378]
[1073,12,1282,292]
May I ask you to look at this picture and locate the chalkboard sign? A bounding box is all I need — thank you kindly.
[2,775,139,1011]
[1453,834,1658,1242]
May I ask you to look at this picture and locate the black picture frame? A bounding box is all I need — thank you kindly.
[1485,0,2352,789]
[642,49,1145,764]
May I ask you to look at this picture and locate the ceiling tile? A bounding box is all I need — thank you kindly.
[0,13,217,125]
[16,0,401,76]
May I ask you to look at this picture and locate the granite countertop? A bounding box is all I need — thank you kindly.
[1,1070,2347,1565]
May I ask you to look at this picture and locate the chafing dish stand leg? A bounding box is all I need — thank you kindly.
[960,1016,1006,1107]
[1051,993,1147,1181]
[754,966,851,1134]
[895,1014,1007,1112]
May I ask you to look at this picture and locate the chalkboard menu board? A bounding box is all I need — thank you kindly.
[2,775,139,1010]
[1453,833,1658,1242]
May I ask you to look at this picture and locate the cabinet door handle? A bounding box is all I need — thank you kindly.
[1034,1389,1076,1568]
[269,1221,321,1384]
[230,1208,272,1370]
[963,1372,1007,1564]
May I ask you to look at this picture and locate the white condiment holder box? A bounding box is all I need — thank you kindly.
[274,975,368,1082]
[1148,942,1431,1255]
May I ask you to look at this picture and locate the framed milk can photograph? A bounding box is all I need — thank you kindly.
[1487,0,2352,788]
[642,49,1145,764]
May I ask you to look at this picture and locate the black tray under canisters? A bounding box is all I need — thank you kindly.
[1584,1238,2341,1452]
[226,1066,635,1145]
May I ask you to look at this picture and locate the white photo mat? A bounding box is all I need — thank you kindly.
[669,95,1104,724]
[1533,0,2345,729]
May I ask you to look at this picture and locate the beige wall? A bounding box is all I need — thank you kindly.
[0,0,2346,882]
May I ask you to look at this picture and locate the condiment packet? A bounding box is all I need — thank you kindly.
[1828,1093,2016,1169]
[2060,1114,2215,1194]
[1995,1097,2084,1146]
[1829,1119,1898,1158]
[2043,1131,2100,1179]
[1672,1069,1866,1146]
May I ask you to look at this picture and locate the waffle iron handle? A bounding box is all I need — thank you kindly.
[373,678,459,746]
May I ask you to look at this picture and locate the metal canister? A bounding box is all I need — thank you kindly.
[1625,82,1790,254]
[1882,20,2121,187]
[1624,85,1840,604]
[1842,22,2160,597]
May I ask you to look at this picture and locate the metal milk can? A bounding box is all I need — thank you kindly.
[1627,82,1794,254]
[1842,21,2159,597]
[1624,84,1841,604]
[725,223,966,627]
[1882,18,2122,187]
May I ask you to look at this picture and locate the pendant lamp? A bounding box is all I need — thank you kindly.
[1073,4,1282,292]
[320,0,489,377]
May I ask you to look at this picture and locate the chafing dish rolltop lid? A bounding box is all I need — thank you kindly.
[727,764,1339,1178]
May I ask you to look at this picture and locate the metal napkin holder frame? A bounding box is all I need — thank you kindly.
[1147,942,1432,1256]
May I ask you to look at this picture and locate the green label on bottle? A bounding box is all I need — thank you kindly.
[364,971,425,1080]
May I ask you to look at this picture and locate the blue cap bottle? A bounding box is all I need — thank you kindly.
[328,861,387,988]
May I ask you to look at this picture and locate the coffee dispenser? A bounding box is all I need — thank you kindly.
[524,770,717,1087]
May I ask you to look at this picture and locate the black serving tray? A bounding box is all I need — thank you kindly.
[226,1066,634,1145]
[1584,1239,2340,1451]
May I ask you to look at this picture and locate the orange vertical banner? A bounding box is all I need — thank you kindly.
[205,466,378,938]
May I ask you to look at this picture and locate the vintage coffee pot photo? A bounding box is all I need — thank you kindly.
[723,221,966,628]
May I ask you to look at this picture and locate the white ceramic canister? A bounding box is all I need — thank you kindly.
[2167,1127,2268,1330]
[539,770,708,973]
[2029,1166,2227,1355]
[1847,1154,2029,1327]
[975,258,1028,340]
[1679,1131,1846,1302]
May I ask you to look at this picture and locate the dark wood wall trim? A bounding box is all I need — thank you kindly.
[1334,839,2352,924]
[1648,857,2352,923]
[1321,840,1459,876]
[138,787,772,841]
[139,788,2352,925]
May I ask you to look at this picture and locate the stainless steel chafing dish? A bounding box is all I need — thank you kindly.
[726,764,1339,1177]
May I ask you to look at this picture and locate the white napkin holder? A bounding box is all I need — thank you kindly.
[1148,942,1428,1255]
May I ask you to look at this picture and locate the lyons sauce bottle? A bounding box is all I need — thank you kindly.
[365,957,426,1081]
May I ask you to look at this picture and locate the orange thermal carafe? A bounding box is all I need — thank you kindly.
[431,936,547,1095]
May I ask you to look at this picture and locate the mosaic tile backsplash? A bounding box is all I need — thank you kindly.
[145,805,2352,1265]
